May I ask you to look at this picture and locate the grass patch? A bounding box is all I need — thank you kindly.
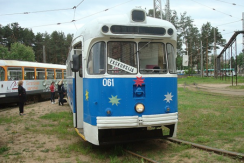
[228,85,244,89]
[178,76,244,85]
[29,111,73,139]
[0,117,14,124]
[0,146,9,155]
[177,86,244,153]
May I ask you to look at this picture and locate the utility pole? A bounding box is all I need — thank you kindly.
[43,45,46,63]
[214,28,217,78]
[201,41,203,77]
[243,12,244,52]
[242,12,244,73]
[165,0,170,21]
[153,0,162,19]
[206,37,209,76]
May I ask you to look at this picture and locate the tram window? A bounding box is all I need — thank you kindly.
[56,69,62,79]
[138,42,167,74]
[7,67,22,80]
[87,42,106,75]
[36,68,45,79]
[166,43,176,74]
[47,69,54,79]
[0,67,5,81]
[63,70,66,79]
[24,68,35,80]
[107,41,137,74]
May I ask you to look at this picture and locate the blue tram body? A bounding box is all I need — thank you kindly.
[83,77,177,125]
[66,8,178,145]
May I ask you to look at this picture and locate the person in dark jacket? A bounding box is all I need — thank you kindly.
[18,80,26,115]
[58,80,65,106]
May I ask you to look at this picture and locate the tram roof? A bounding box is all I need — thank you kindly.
[0,60,66,69]
[73,8,177,41]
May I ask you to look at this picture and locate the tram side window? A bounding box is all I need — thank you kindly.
[139,42,167,74]
[24,68,35,80]
[56,69,62,79]
[47,69,54,79]
[166,43,176,74]
[0,67,5,81]
[7,67,22,80]
[63,70,66,79]
[107,41,137,74]
[36,68,45,79]
[87,42,106,75]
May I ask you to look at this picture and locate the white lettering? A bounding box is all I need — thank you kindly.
[102,79,107,86]
[102,79,114,87]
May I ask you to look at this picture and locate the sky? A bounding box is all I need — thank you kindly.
[1,0,244,55]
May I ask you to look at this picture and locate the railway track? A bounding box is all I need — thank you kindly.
[125,138,244,162]
[125,149,160,163]
[168,138,244,160]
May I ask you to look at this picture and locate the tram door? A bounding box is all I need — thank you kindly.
[72,38,83,129]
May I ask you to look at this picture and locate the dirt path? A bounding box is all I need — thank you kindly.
[0,101,91,163]
[178,83,244,96]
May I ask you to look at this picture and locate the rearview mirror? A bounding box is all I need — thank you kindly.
[71,54,79,72]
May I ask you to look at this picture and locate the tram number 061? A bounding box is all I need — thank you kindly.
[103,79,114,87]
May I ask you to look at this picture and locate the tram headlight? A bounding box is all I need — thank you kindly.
[135,103,145,113]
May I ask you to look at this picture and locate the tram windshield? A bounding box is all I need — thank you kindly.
[87,41,176,75]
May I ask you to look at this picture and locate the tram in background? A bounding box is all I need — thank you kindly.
[0,60,66,105]
[204,68,236,76]
[66,8,178,145]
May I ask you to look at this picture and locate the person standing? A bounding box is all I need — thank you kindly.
[58,80,65,106]
[50,81,56,104]
[18,80,26,115]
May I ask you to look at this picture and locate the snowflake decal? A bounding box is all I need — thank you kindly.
[164,92,173,103]
[133,76,145,87]
[85,90,89,101]
[109,95,121,106]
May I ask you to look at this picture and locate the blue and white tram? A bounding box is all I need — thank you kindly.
[66,8,178,145]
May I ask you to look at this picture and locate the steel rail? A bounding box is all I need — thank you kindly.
[125,149,161,163]
[168,137,244,159]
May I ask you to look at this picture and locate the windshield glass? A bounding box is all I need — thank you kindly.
[139,42,167,74]
[107,42,137,74]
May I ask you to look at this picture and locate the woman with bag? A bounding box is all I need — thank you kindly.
[58,80,65,106]
[18,80,26,115]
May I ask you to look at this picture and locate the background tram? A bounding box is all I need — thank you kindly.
[0,60,66,105]
[204,68,236,77]
[66,8,178,145]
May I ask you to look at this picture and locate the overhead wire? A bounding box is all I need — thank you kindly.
[29,0,135,28]
[189,0,241,20]
[216,19,243,27]
[72,0,85,30]
[0,0,85,17]
[0,8,74,16]
[214,0,244,7]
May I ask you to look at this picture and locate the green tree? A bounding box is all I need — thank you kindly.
[236,53,244,73]
[0,45,10,59]
[9,42,35,61]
